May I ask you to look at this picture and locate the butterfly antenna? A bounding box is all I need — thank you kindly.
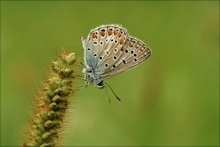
[105,86,111,103]
[104,82,121,102]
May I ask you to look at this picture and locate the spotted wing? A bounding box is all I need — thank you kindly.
[82,24,128,73]
[82,24,152,80]
[100,36,152,79]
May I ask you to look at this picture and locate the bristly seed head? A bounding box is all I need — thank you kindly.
[23,49,78,146]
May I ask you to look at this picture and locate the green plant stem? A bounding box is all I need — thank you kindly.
[23,50,77,147]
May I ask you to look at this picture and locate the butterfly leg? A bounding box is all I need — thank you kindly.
[75,75,89,90]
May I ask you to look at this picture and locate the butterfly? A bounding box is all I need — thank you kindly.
[81,24,152,101]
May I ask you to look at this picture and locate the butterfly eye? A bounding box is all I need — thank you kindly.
[97,81,104,88]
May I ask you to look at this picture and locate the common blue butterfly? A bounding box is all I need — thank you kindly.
[81,24,152,101]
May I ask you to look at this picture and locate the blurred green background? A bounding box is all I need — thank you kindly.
[1,1,219,146]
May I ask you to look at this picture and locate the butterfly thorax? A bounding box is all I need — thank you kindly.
[83,67,105,89]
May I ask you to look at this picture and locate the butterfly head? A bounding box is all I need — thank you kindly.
[83,67,105,89]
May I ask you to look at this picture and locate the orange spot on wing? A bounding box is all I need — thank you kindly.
[100,30,105,36]
[114,30,119,35]
[121,46,124,51]
[118,32,122,37]
[108,30,112,35]
[120,39,124,45]
[92,33,97,38]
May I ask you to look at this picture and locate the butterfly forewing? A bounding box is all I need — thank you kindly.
[95,26,128,74]
[83,25,128,74]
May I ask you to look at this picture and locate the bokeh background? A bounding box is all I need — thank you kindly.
[1,1,219,146]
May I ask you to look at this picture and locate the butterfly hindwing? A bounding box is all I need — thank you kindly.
[100,36,152,79]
